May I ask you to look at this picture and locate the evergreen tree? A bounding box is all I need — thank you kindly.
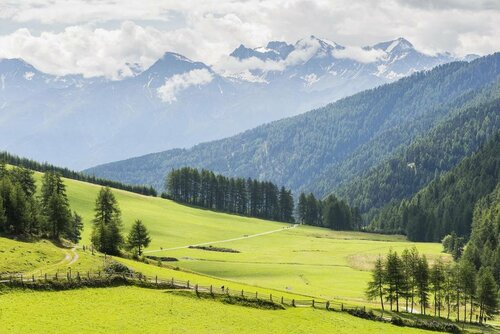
[477,266,498,322]
[91,187,123,255]
[459,260,477,323]
[430,257,446,317]
[40,172,72,239]
[385,250,404,312]
[415,255,430,315]
[127,220,151,257]
[366,256,386,315]
[67,211,83,244]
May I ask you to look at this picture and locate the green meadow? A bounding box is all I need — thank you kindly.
[29,171,449,301]
[0,171,463,334]
[0,287,435,334]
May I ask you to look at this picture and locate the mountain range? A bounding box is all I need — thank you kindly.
[85,53,500,210]
[0,36,472,169]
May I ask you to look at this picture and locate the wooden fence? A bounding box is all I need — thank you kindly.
[0,271,367,313]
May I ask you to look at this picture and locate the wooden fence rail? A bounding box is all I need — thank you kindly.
[0,271,367,313]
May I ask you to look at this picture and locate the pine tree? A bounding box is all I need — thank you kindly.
[40,172,71,239]
[91,187,123,255]
[459,260,477,323]
[67,211,83,244]
[430,257,446,317]
[477,267,498,322]
[415,255,430,315]
[127,220,151,257]
[366,256,386,315]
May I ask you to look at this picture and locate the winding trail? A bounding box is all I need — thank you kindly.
[144,224,298,254]
[25,246,79,276]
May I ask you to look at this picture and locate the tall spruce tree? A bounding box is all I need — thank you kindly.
[91,187,123,255]
[127,220,151,257]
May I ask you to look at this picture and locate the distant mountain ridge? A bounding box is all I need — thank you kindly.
[85,53,500,202]
[0,36,472,169]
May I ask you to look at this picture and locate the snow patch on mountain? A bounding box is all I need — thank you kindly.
[23,71,35,80]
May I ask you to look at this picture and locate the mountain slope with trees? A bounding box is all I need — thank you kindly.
[370,133,500,241]
[86,53,500,199]
[335,84,500,218]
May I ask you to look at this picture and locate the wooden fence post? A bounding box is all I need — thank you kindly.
[210,285,213,297]
[281,296,284,304]
[363,306,366,312]
[171,277,174,286]
[195,284,199,297]
[255,291,258,299]
[55,273,58,281]
[187,280,190,289]
[326,301,330,310]
[45,273,47,282]
[270,294,272,302]
[241,289,244,297]
[312,300,315,308]
[155,275,158,285]
[32,274,35,282]
[292,299,295,307]
[341,303,343,311]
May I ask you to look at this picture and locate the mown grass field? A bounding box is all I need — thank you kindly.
[0,287,437,334]
[28,171,450,301]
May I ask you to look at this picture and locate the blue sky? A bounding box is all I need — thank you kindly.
[0,0,498,78]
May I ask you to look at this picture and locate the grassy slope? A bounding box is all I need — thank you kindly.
[30,171,448,300]
[0,287,434,334]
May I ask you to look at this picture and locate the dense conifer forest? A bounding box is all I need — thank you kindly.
[165,167,295,223]
[369,133,500,241]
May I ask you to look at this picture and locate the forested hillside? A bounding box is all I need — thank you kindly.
[463,184,500,286]
[86,54,500,200]
[336,84,500,217]
[370,133,500,241]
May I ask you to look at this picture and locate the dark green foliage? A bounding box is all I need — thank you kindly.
[339,89,500,219]
[0,166,81,241]
[104,261,133,275]
[127,220,151,257]
[476,267,499,321]
[41,172,72,239]
[166,167,294,223]
[371,133,500,241]
[462,185,500,286]
[67,212,84,244]
[297,192,361,230]
[0,151,157,197]
[91,187,124,255]
[87,54,500,203]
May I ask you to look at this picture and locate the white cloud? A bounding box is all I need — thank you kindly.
[0,1,498,78]
[332,46,387,63]
[157,68,214,103]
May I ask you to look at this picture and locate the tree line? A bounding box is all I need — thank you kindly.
[297,193,362,230]
[367,247,498,324]
[0,152,157,197]
[165,167,294,223]
[0,162,82,242]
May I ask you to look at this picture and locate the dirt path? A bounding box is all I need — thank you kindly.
[25,246,79,276]
[144,224,298,254]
